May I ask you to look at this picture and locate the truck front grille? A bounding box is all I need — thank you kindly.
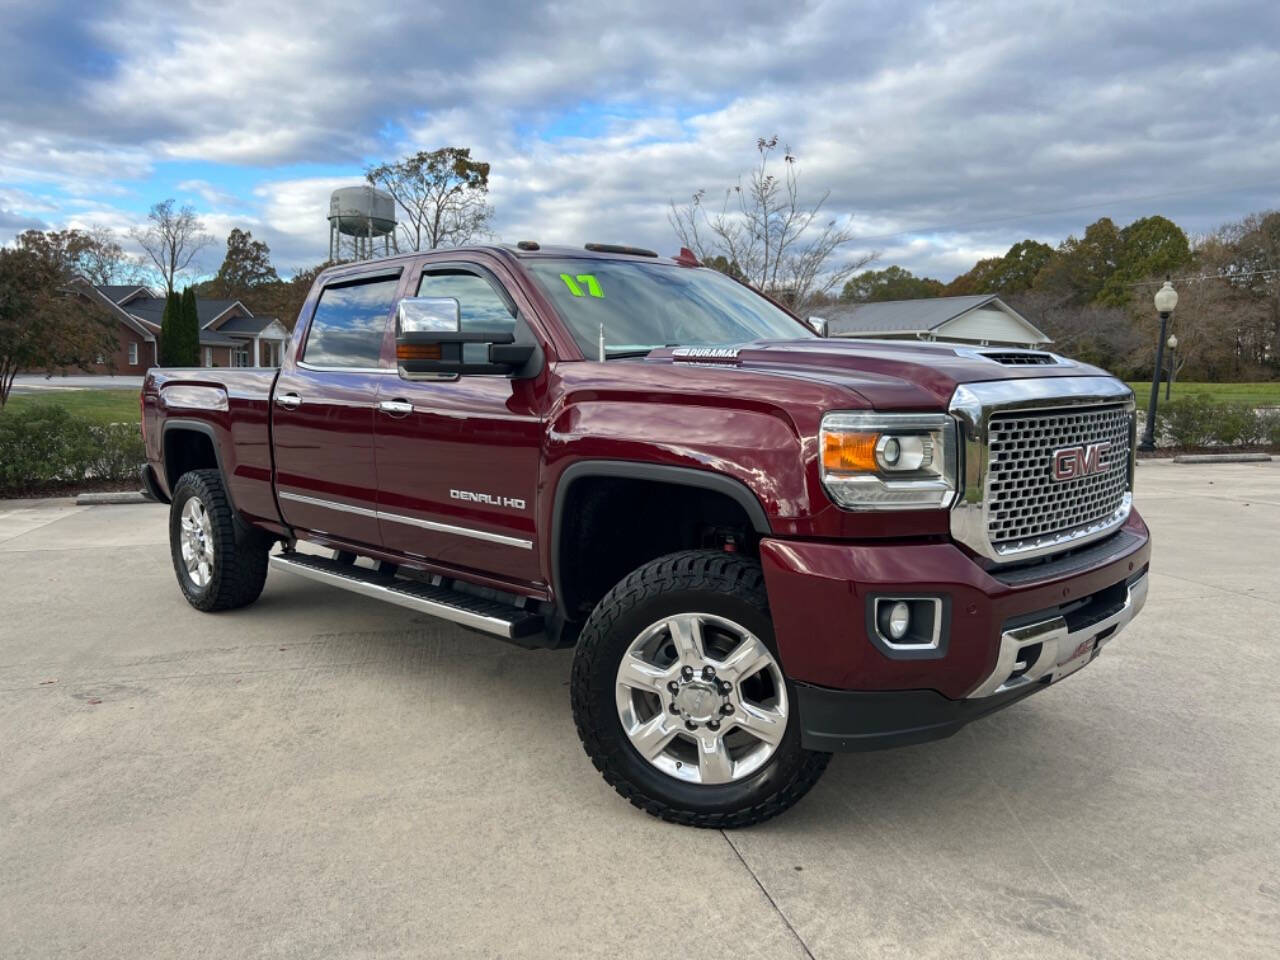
[986,404,1132,553]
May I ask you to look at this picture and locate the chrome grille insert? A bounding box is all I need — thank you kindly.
[987,404,1131,551]
[948,377,1136,564]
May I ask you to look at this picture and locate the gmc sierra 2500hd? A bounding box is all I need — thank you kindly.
[142,242,1150,827]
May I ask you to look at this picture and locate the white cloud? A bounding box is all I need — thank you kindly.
[2,0,1278,279]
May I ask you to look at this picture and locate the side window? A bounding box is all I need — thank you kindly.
[417,271,515,335]
[303,276,400,368]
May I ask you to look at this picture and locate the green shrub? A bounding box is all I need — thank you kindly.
[1156,396,1268,447]
[0,402,144,494]
[1157,395,1217,446]
[1260,408,1280,447]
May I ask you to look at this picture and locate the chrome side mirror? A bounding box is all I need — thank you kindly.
[397,296,461,335]
[807,316,829,337]
[394,296,531,378]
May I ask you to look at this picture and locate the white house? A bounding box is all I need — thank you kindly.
[823,295,1051,348]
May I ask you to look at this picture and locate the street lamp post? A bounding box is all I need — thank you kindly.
[1140,280,1178,451]
[1165,333,1178,401]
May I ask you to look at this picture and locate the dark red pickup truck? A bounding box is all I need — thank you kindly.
[141,242,1150,826]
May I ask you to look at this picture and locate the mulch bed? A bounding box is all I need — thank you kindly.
[0,479,140,501]
[1137,445,1278,460]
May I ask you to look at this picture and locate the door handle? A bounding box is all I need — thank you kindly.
[276,392,301,410]
[378,399,414,418]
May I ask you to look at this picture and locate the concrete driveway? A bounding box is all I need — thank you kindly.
[1,462,1277,959]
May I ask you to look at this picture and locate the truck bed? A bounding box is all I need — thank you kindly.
[142,368,282,528]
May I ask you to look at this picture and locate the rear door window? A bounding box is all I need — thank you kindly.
[303,276,400,368]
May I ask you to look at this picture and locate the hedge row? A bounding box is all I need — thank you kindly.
[1155,395,1280,448]
[0,403,145,495]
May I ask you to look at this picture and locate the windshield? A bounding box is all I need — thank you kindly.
[525,258,813,357]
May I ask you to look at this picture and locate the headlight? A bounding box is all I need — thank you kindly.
[819,411,957,510]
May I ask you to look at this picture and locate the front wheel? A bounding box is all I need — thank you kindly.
[570,550,830,827]
[169,469,270,612]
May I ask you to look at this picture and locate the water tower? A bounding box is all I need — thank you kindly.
[328,185,397,261]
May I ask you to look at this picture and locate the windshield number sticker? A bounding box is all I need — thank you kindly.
[560,273,604,298]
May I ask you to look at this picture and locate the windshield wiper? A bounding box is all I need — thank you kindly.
[604,343,677,359]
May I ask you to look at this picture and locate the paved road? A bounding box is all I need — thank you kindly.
[1,462,1278,959]
[9,374,144,394]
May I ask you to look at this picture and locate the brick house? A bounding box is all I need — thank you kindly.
[71,279,289,370]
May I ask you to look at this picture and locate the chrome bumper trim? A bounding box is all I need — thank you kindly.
[968,572,1148,699]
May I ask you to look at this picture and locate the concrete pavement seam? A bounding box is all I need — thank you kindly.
[721,830,818,960]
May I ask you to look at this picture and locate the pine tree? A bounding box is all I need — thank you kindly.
[180,287,200,365]
[158,290,181,365]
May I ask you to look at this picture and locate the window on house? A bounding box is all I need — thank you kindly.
[128,342,139,366]
[302,275,400,368]
[204,348,212,367]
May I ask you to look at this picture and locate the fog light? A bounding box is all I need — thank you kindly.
[887,601,911,640]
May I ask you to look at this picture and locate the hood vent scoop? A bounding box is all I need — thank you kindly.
[980,351,1060,366]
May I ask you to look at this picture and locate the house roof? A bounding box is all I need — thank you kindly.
[71,277,155,340]
[824,295,998,335]
[214,315,281,335]
[199,331,241,347]
[823,294,1050,344]
[122,296,252,329]
[95,284,151,304]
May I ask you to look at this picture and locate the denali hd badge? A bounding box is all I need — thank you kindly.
[450,489,527,510]
[1051,441,1112,481]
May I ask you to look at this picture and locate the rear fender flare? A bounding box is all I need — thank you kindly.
[161,419,235,514]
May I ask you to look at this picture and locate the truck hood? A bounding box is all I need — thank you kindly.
[645,338,1118,409]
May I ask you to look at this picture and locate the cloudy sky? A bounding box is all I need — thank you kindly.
[2,0,1278,282]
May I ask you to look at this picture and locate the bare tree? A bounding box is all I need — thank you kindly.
[366,147,494,252]
[73,226,134,286]
[130,199,214,295]
[670,137,876,311]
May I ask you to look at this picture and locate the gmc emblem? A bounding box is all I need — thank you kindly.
[1052,441,1112,481]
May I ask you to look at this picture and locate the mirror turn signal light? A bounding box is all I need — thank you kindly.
[396,343,443,361]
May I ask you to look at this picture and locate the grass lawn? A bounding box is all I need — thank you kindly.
[1124,381,1280,405]
[3,389,141,424]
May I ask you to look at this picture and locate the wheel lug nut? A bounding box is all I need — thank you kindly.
[721,703,734,715]
[681,666,694,679]
[718,681,731,694]
[669,703,681,714]
[685,720,698,731]
[702,666,716,680]
[708,719,720,731]
[667,680,679,693]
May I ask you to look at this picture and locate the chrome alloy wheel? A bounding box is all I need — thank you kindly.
[179,496,215,588]
[614,613,788,785]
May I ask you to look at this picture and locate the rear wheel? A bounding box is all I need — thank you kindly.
[169,469,270,612]
[570,550,830,827]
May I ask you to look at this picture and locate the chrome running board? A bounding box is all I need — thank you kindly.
[269,552,544,640]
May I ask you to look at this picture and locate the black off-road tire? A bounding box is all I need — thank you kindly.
[169,469,270,612]
[570,550,830,828]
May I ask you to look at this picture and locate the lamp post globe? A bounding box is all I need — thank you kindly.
[1140,281,1177,451]
[1154,281,1178,315]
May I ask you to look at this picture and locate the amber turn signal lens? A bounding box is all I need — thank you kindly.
[821,431,879,472]
[397,343,442,361]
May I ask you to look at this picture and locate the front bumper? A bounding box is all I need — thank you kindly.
[758,510,1151,749]
[793,570,1147,751]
